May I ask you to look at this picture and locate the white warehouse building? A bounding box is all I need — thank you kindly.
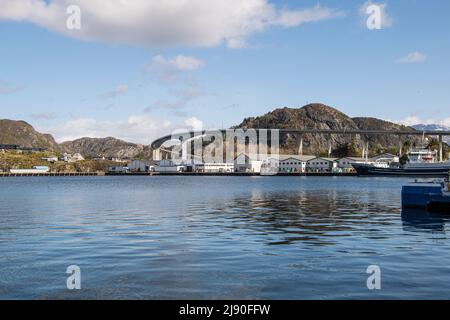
[306,157,338,173]
[278,155,316,173]
[127,160,154,172]
[194,163,234,173]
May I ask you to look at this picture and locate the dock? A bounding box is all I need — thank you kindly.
[0,172,104,177]
[0,171,357,177]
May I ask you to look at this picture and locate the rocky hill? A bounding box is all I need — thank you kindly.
[0,119,59,150]
[235,103,422,155]
[0,119,151,159]
[59,137,148,159]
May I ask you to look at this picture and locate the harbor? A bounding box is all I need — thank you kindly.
[2,175,450,299]
[2,0,450,303]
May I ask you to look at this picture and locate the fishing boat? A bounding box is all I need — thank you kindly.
[353,148,450,178]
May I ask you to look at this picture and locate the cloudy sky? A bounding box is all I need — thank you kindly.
[1,0,450,143]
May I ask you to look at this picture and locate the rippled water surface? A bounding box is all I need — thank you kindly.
[1,176,449,299]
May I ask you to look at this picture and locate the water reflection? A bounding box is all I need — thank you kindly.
[401,208,449,234]
[189,190,400,246]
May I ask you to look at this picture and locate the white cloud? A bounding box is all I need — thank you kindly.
[41,114,207,144]
[184,117,203,131]
[0,0,344,48]
[99,84,129,99]
[152,55,204,71]
[359,1,393,29]
[44,115,173,144]
[396,51,427,64]
[277,4,345,27]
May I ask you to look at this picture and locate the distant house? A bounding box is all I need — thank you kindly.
[72,153,84,161]
[62,153,85,163]
[0,144,20,150]
[42,156,58,163]
[306,157,338,173]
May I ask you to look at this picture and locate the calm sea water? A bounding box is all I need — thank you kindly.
[0,176,449,299]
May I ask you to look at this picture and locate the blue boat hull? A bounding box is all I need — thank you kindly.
[402,184,450,212]
[353,163,450,178]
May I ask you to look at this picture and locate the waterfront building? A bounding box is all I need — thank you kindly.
[278,155,316,173]
[306,157,338,173]
[194,163,234,173]
[153,159,186,172]
[127,160,154,172]
[234,153,263,173]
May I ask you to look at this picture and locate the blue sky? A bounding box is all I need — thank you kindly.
[1,0,449,143]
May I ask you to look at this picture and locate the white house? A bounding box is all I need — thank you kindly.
[278,155,316,173]
[61,153,84,163]
[72,153,84,161]
[42,156,58,163]
[306,157,338,173]
[127,160,153,172]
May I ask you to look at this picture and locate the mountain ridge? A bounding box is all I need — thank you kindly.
[2,104,447,158]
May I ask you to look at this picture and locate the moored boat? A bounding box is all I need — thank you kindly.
[401,178,450,212]
[353,148,450,178]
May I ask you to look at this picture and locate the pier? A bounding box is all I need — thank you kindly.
[0,172,103,177]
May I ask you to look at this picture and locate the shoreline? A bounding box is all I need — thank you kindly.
[0,171,357,177]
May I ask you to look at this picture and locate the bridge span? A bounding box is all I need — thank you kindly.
[150,128,450,162]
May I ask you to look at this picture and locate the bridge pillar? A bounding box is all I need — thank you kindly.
[399,136,403,157]
[367,142,369,160]
[152,148,162,161]
[298,136,303,156]
[439,135,443,162]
